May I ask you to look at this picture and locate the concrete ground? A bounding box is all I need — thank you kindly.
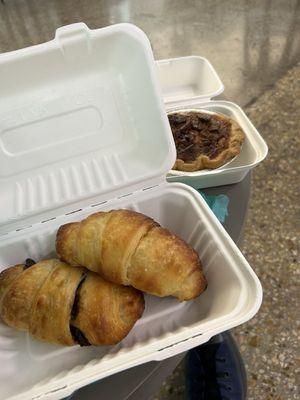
[1,0,299,108]
[0,1,299,399]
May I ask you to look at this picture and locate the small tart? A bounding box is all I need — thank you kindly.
[168,110,245,172]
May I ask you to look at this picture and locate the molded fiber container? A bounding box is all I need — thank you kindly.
[0,24,262,400]
[156,56,268,189]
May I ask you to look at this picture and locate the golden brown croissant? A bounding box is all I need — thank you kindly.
[0,259,144,346]
[56,210,207,301]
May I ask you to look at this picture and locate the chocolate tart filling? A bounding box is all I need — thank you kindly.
[168,111,231,162]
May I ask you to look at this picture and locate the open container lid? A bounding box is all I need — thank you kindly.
[156,56,224,107]
[0,23,176,233]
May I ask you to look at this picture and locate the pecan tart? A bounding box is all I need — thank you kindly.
[168,110,245,172]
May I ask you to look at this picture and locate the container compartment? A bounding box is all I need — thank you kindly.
[166,101,268,188]
[0,183,261,400]
[156,56,224,105]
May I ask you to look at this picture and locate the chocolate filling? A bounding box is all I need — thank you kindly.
[70,274,91,346]
[70,325,91,347]
[23,258,36,270]
[168,112,231,162]
[71,274,87,320]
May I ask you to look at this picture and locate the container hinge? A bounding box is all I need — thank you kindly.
[157,332,203,352]
[0,182,167,238]
[31,385,68,400]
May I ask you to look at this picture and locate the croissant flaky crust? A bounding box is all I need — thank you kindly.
[56,210,207,301]
[0,259,144,346]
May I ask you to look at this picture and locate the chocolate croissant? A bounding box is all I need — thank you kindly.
[0,259,144,346]
[56,210,207,301]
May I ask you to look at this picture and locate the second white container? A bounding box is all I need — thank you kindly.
[156,56,268,189]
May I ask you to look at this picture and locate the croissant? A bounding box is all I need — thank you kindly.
[0,259,144,346]
[56,210,207,301]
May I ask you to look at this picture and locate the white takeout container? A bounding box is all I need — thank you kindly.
[0,23,262,400]
[156,56,268,189]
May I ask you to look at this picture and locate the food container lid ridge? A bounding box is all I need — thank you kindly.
[0,22,176,232]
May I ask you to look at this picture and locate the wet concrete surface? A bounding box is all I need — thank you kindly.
[0,0,299,107]
[0,1,299,399]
